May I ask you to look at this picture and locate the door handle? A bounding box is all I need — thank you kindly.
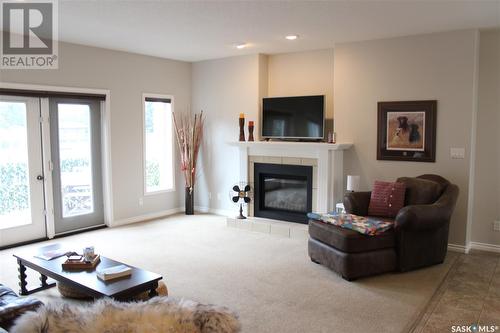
[36,175,44,181]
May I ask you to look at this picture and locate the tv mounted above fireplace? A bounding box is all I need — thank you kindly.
[261,95,325,140]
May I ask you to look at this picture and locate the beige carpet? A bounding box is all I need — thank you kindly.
[0,214,456,333]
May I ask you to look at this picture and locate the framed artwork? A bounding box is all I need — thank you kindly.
[377,100,437,162]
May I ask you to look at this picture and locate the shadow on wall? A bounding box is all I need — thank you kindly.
[195,124,213,209]
[343,148,367,190]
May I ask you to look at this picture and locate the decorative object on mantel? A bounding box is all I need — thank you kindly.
[239,113,245,141]
[230,183,252,219]
[377,100,437,162]
[248,121,254,141]
[346,175,360,192]
[173,110,204,215]
[327,131,336,144]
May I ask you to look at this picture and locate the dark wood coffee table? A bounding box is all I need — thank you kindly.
[13,245,162,301]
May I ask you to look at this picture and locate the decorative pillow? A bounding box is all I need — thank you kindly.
[368,181,406,217]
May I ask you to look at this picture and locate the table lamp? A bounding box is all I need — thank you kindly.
[346,175,360,192]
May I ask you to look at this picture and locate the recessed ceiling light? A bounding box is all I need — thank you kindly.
[236,43,247,49]
[285,35,298,40]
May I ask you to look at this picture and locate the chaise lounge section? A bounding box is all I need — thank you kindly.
[308,174,459,280]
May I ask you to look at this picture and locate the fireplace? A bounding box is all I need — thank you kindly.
[254,163,313,224]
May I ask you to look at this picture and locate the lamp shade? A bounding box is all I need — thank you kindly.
[346,175,360,192]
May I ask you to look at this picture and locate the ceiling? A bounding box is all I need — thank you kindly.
[58,0,500,62]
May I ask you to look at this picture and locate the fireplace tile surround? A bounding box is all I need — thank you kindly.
[229,141,353,222]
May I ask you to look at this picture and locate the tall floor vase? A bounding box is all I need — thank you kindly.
[185,187,194,215]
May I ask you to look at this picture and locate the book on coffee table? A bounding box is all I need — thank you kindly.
[97,264,132,281]
[33,244,74,261]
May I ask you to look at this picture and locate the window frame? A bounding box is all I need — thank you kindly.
[142,93,175,196]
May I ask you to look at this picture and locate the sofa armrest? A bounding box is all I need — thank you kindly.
[0,284,43,331]
[395,205,447,231]
[343,191,371,216]
[395,184,459,231]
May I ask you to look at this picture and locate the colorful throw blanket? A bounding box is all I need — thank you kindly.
[307,212,393,236]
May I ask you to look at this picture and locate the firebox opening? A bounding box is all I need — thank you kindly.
[254,163,313,224]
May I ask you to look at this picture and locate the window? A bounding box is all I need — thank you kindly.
[143,94,174,194]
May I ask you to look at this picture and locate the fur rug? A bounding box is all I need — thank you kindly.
[10,297,241,333]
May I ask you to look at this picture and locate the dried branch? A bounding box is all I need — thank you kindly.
[172,110,204,189]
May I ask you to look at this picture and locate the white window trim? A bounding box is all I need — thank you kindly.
[142,93,176,196]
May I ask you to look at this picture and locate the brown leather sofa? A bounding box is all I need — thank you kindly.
[308,174,459,280]
[0,284,42,330]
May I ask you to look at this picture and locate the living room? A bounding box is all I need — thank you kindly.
[0,1,499,332]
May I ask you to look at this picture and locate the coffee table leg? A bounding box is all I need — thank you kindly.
[18,259,28,295]
[17,258,56,295]
[39,273,50,288]
[148,281,159,298]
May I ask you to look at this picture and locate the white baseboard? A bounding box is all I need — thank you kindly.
[112,207,183,226]
[449,241,500,254]
[448,243,469,254]
[194,206,233,217]
[112,206,235,227]
[193,205,210,213]
[469,241,500,254]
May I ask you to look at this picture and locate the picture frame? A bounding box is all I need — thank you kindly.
[377,100,437,162]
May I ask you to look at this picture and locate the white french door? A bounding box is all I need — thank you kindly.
[0,93,106,247]
[0,96,47,247]
[49,98,104,234]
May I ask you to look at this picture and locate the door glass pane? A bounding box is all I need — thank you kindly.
[0,101,31,229]
[58,104,94,217]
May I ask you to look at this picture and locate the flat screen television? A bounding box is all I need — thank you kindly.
[262,95,324,140]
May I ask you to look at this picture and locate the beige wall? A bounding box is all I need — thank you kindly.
[268,49,334,120]
[258,54,269,141]
[471,30,500,245]
[334,30,479,246]
[2,30,496,248]
[191,51,332,212]
[191,55,261,212]
[0,42,191,223]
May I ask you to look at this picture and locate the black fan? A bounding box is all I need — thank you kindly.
[231,184,252,219]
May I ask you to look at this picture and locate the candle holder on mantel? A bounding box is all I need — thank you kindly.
[239,113,245,141]
[248,121,254,141]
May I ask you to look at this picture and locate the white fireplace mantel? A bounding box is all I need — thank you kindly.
[228,141,353,213]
